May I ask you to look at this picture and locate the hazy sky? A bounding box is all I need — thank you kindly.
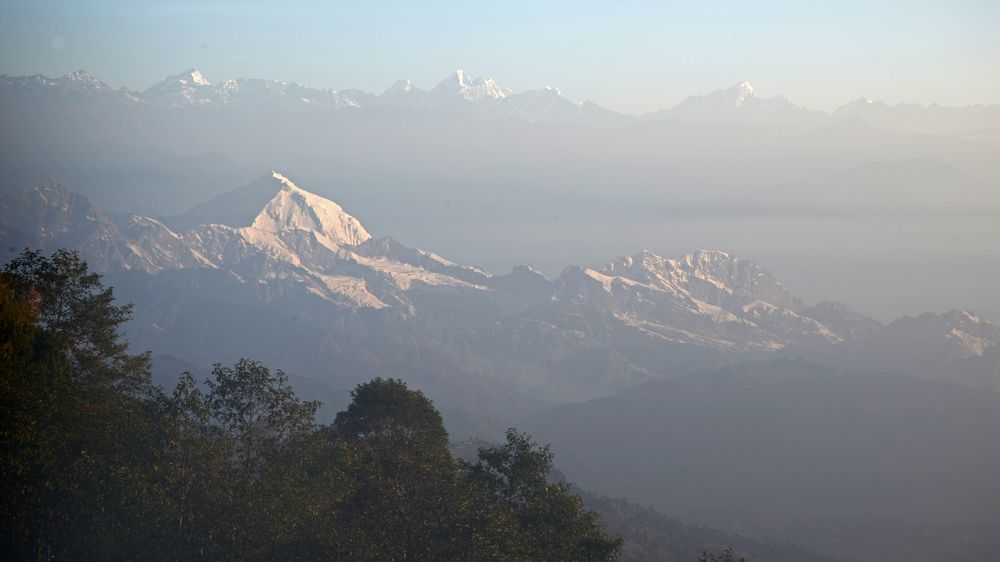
[1,0,998,113]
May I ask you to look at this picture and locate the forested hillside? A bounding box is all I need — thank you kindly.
[0,248,621,560]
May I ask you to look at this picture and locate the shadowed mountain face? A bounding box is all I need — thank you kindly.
[523,360,1000,562]
[3,174,999,431]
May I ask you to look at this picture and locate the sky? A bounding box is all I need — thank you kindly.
[1,0,999,113]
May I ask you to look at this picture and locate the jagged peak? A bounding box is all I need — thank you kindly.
[941,309,992,326]
[144,68,211,94]
[430,69,510,100]
[605,249,741,275]
[167,67,210,86]
[688,248,733,262]
[62,70,99,82]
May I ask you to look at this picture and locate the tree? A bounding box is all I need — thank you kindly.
[331,377,449,455]
[467,429,624,561]
[157,372,232,560]
[2,248,150,392]
[206,359,319,470]
[0,250,163,559]
[329,378,468,560]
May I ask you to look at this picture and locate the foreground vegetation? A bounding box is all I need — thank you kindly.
[0,249,621,560]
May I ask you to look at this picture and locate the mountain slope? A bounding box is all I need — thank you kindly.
[3,174,997,429]
[522,360,1000,562]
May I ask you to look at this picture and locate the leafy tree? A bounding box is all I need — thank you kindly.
[2,248,150,391]
[468,429,624,561]
[206,359,319,470]
[330,378,468,560]
[331,377,449,454]
[0,250,162,559]
[157,372,233,560]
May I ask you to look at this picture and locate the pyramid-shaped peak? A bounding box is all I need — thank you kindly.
[384,78,416,93]
[249,172,371,246]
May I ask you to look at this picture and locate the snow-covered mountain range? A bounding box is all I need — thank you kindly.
[3,173,997,428]
[4,68,998,133]
[645,81,828,129]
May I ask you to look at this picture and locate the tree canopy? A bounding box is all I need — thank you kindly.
[1,248,623,561]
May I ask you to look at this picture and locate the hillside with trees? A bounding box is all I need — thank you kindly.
[0,248,621,560]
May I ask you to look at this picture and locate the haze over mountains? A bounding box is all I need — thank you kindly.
[3,67,999,323]
[7,67,1000,132]
[3,170,1000,561]
[3,61,1000,562]
[3,172,998,405]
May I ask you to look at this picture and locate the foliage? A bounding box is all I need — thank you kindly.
[2,248,149,391]
[206,359,320,470]
[0,248,622,561]
[467,429,624,561]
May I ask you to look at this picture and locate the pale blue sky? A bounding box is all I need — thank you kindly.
[1,0,998,113]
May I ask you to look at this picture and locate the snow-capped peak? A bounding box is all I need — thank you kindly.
[158,68,210,87]
[248,172,371,246]
[429,69,511,102]
[185,68,210,86]
[731,81,757,106]
[63,70,98,82]
[141,68,214,104]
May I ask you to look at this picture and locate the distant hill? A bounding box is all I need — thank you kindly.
[523,360,1000,562]
[450,438,840,562]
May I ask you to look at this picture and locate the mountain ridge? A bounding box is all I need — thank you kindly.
[5,69,998,133]
[3,173,996,408]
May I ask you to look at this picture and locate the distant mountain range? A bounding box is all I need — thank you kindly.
[3,68,999,134]
[2,173,998,426]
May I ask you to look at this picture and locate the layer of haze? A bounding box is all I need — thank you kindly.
[1,0,999,113]
[1,0,999,323]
